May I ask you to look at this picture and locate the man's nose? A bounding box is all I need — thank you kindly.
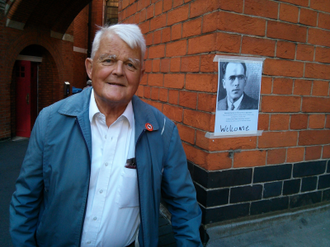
[233,76,239,86]
[113,61,124,76]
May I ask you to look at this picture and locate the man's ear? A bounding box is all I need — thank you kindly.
[85,58,93,79]
[222,78,226,89]
[140,68,145,80]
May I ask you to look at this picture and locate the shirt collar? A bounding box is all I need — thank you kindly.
[89,89,134,127]
[227,93,244,110]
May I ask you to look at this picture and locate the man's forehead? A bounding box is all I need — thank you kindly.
[226,63,244,74]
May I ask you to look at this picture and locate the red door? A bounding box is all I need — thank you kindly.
[16,61,32,137]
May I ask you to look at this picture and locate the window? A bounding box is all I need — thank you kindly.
[105,0,118,25]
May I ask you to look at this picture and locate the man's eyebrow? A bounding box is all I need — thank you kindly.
[99,54,117,60]
[127,58,141,65]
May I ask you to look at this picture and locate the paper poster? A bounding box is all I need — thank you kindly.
[214,56,265,136]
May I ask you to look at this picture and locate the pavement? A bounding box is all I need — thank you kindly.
[1,138,330,247]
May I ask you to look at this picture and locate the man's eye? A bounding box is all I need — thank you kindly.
[126,63,136,70]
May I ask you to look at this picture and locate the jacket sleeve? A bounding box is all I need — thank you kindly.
[161,124,203,247]
[9,109,47,247]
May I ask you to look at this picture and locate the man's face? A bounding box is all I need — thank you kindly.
[222,63,246,103]
[85,33,144,111]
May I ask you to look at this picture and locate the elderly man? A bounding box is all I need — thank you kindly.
[218,62,258,110]
[10,24,202,247]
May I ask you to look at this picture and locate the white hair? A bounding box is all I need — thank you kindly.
[91,24,146,67]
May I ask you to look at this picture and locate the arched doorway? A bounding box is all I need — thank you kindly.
[11,45,59,138]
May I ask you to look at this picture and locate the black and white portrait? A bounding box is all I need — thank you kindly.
[214,56,264,135]
[217,61,260,111]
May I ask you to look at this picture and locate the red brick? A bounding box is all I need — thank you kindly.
[312,81,329,96]
[270,114,290,130]
[293,79,312,95]
[179,91,197,109]
[315,47,330,63]
[299,8,318,26]
[167,5,189,26]
[200,54,218,73]
[318,12,330,30]
[182,143,206,169]
[144,60,152,73]
[323,145,330,159]
[287,147,305,163]
[181,56,200,72]
[280,3,299,23]
[305,63,330,80]
[155,1,162,16]
[259,131,298,148]
[163,104,183,122]
[290,114,308,129]
[182,18,202,38]
[281,0,308,6]
[171,23,182,41]
[273,78,293,95]
[296,44,314,62]
[305,146,322,160]
[159,88,168,102]
[267,148,286,165]
[139,21,150,34]
[267,21,307,42]
[168,90,179,104]
[299,130,330,145]
[276,41,296,59]
[326,115,330,128]
[163,0,172,12]
[166,40,187,57]
[183,109,213,131]
[263,59,304,77]
[310,0,330,13]
[144,86,151,98]
[206,152,233,171]
[219,0,243,13]
[188,33,216,54]
[152,59,160,72]
[196,130,257,151]
[190,0,219,18]
[148,73,163,86]
[258,114,270,131]
[177,123,195,144]
[146,4,154,20]
[186,74,218,93]
[164,74,185,89]
[202,11,218,33]
[234,150,267,168]
[216,32,241,54]
[149,14,166,31]
[218,12,266,36]
[139,8,147,22]
[244,0,278,19]
[241,36,275,57]
[160,58,170,72]
[148,44,165,59]
[197,93,216,112]
[173,0,184,8]
[308,28,330,47]
[170,57,181,72]
[302,97,330,113]
[262,95,301,113]
[150,87,159,100]
[261,77,272,95]
[153,30,161,44]
[309,114,326,129]
[161,27,171,43]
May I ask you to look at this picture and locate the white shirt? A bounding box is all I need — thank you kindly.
[81,89,139,247]
[227,94,244,110]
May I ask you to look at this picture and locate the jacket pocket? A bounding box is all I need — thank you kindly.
[116,167,139,208]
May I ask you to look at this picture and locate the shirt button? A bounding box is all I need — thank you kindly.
[87,241,91,244]
[104,135,107,139]
[105,162,108,166]
[93,217,97,221]
[99,190,103,194]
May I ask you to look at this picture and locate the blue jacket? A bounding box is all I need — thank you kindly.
[10,87,202,247]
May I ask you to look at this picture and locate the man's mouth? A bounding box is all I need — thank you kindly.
[107,82,124,87]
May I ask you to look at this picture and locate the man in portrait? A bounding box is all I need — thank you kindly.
[218,62,259,111]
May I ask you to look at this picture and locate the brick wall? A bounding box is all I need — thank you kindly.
[119,0,330,228]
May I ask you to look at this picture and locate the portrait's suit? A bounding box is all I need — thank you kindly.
[218,93,259,110]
